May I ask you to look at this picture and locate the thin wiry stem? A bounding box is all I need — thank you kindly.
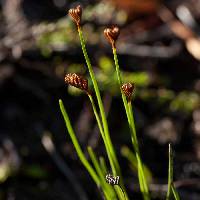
[113,48,130,119]
[167,144,180,200]
[112,46,150,200]
[78,28,127,200]
[87,94,116,177]
[171,185,180,200]
[78,27,122,177]
[166,143,173,200]
[128,102,149,195]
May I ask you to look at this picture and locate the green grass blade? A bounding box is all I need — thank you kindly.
[59,99,100,186]
[99,156,108,175]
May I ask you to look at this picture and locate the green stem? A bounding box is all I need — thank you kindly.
[166,144,180,200]
[171,185,180,200]
[136,154,149,200]
[88,94,116,178]
[112,47,150,200]
[59,99,100,185]
[88,146,116,200]
[166,143,173,200]
[118,185,128,200]
[128,103,149,200]
[113,48,130,119]
[127,103,138,147]
[99,156,108,175]
[78,28,128,200]
[78,28,120,176]
[88,94,105,141]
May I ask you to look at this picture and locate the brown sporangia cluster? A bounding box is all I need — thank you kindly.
[121,83,134,101]
[68,5,82,28]
[104,26,120,48]
[65,73,88,92]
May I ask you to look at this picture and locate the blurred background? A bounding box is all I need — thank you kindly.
[0,0,200,199]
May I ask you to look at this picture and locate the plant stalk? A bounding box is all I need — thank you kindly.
[59,99,100,185]
[78,27,122,177]
[112,47,150,200]
[88,94,116,178]
[78,27,128,200]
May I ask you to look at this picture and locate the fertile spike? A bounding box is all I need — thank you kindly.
[121,83,134,101]
[104,26,120,48]
[65,73,88,92]
[68,5,82,28]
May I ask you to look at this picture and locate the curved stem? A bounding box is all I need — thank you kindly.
[59,99,100,185]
